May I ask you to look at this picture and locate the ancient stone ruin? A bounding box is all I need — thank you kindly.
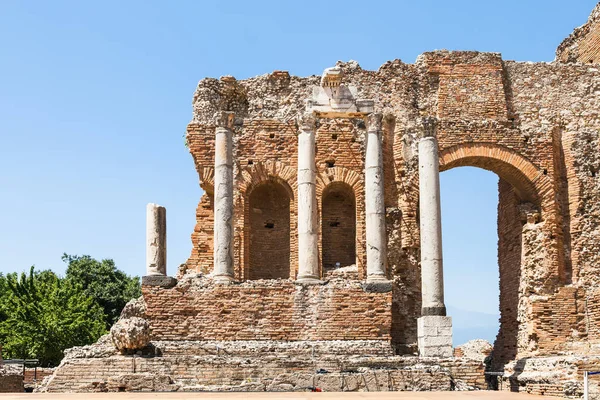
[40,3,600,395]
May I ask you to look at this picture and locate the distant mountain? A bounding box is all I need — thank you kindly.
[446,305,499,347]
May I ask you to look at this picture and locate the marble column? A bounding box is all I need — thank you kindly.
[296,112,320,283]
[365,113,388,282]
[417,117,452,357]
[146,203,166,276]
[213,111,236,283]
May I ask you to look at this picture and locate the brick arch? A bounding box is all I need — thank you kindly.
[316,166,366,277]
[438,142,565,363]
[238,160,297,281]
[439,143,553,212]
[239,160,297,199]
[316,166,363,196]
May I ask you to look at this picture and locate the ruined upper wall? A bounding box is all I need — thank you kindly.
[557,2,600,63]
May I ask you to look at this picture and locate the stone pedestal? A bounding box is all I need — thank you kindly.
[296,112,321,284]
[417,316,453,358]
[213,111,236,283]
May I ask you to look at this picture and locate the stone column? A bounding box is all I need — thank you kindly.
[365,113,388,282]
[213,111,236,283]
[296,112,320,283]
[417,117,452,358]
[146,203,166,276]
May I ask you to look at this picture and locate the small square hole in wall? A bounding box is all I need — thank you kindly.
[332,133,338,140]
[264,221,275,229]
[326,160,335,168]
[269,133,275,139]
[248,160,253,165]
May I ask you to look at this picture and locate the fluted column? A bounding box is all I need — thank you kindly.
[365,113,388,282]
[146,203,166,276]
[417,117,452,358]
[213,111,235,283]
[296,112,320,283]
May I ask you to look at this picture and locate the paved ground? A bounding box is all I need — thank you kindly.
[0,392,558,400]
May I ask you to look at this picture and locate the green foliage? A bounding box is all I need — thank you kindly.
[63,254,141,329]
[0,267,106,366]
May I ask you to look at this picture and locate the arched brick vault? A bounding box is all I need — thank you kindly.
[437,143,564,284]
[238,160,297,280]
[316,166,366,278]
[439,143,552,209]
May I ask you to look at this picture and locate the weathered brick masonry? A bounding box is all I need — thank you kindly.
[143,279,391,341]
[42,3,600,394]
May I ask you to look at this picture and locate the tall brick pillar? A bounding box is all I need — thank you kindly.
[296,111,321,283]
[365,113,389,283]
[213,111,236,283]
[417,117,452,357]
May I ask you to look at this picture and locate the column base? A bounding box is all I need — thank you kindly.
[295,276,323,285]
[142,275,177,288]
[362,279,392,293]
[212,275,236,284]
[417,315,453,358]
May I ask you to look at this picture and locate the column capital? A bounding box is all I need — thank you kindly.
[367,113,383,132]
[297,111,317,132]
[214,111,235,130]
[417,116,438,139]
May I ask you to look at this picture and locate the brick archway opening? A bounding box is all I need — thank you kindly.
[248,180,291,280]
[439,144,548,370]
[321,182,356,274]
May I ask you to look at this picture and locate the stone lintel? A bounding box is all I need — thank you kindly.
[142,275,177,288]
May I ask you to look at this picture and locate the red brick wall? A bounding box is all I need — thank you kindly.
[321,183,356,271]
[143,280,391,341]
[248,180,291,279]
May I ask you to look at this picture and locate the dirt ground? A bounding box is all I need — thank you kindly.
[0,392,559,400]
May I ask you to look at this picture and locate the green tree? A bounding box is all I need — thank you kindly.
[0,267,106,366]
[63,254,141,329]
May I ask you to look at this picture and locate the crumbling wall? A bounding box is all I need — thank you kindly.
[42,339,484,393]
[557,3,600,64]
[182,48,600,361]
[0,365,24,393]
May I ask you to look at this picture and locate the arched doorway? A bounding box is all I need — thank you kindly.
[438,143,554,369]
[440,167,500,349]
[321,182,356,273]
[248,180,291,279]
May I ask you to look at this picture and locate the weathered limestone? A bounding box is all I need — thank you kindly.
[212,111,235,283]
[146,203,166,276]
[296,112,320,283]
[417,117,452,357]
[417,316,453,358]
[365,113,388,282]
[418,117,446,316]
[307,66,374,117]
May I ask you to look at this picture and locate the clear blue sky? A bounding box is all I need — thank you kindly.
[0,1,595,323]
